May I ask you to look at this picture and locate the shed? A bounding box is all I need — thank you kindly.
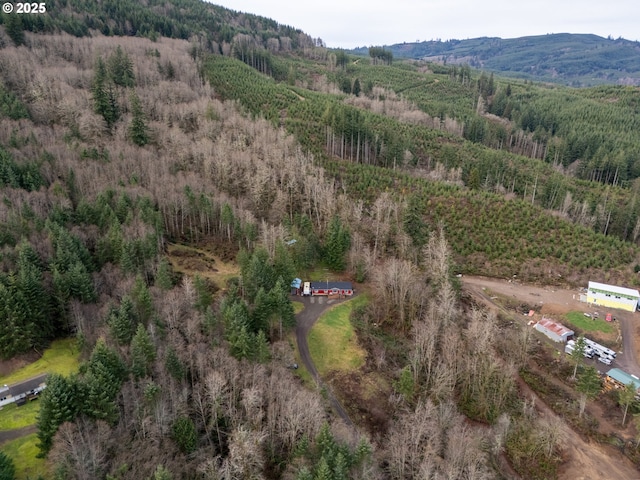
[605,368,640,396]
[290,278,302,295]
[310,281,354,297]
[586,281,640,312]
[534,317,574,343]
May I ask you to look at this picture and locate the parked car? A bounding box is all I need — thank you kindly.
[598,355,613,365]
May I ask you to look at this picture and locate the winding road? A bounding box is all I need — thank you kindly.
[294,295,356,431]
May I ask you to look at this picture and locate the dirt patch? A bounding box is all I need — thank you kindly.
[328,370,392,439]
[167,241,239,290]
[0,351,40,378]
[541,303,573,315]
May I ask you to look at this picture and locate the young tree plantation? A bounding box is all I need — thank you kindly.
[1,1,640,479]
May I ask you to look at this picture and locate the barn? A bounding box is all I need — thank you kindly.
[534,317,574,343]
[586,281,640,312]
[310,281,354,297]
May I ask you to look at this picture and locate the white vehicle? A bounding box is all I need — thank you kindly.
[302,282,311,296]
[584,337,616,358]
[564,342,593,358]
[597,355,612,365]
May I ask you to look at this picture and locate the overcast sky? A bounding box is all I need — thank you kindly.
[209,0,640,49]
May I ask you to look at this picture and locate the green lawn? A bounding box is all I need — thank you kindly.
[0,337,81,386]
[1,433,47,480]
[308,295,368,376]
[565,311,616,334]
[0,401,40,430]
[0,338,81,480]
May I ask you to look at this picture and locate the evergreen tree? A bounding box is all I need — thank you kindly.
[0,451,16,480]
[153,465,173,480]
[0,279,31,358]
[271,276,295,331]
[619,382,637,426]
[128,90,149,146]
[131,323,156,378]
[231,325,252,360]
[5,14,25,46]
[36,373,83,456]
[333,452,348,480]
[92,58,120,129]
[352,78,361,97]
[403,194,427,248]
[131,275,154,323]
[193,275,212,312]
[251,287,272,333]
[253,330,271,363]
[576,366,601,418]
[155,258,174,290]
[107,46,135,87]
[570,336,587,379]
[108,296,137,345]
[83,339,127,423]
[273,241,295,285]
[165,347,185,380]
[296,467,313,480]
[314,457,332,480]
[171,416,197,453]
[324,216,350,271]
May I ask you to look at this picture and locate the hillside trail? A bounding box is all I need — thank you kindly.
[462,276,640,479]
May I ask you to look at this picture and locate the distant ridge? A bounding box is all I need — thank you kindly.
[353,33,640,86]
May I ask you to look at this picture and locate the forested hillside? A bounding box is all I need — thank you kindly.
[368,33,640,86]
[1,1,640,479]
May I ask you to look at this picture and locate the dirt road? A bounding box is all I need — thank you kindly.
[295,295,355,430]
[0,425,36,445]
[462,275,640,480]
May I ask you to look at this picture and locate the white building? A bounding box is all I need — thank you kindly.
[586,281,640,312]
[534,317,574,343]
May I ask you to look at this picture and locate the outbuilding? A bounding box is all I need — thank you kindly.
[290,278,302,296]
[586,281,640,312]
[534,317,574,343]
[604,368,640,396]
[310,281,354,297]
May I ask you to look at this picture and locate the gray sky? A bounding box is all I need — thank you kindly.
[209,0,640,49]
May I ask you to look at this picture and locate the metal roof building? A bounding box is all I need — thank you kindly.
[605,368,640,391]
[586,281,640,312]
[534,317,574,343]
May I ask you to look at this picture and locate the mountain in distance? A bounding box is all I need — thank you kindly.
[353,33,640,86]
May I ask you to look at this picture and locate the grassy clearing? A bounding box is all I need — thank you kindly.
[0,338,80,385]
[1,433,47,480]
[308,295,368,376]
[565,311,616,334]
[0,401,40,430]
[167,243,239,290]
[292,301,304,314]
[302,266,343,282]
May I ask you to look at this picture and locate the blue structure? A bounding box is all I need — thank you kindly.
[605,368,640,393]
[290,278,302,295]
